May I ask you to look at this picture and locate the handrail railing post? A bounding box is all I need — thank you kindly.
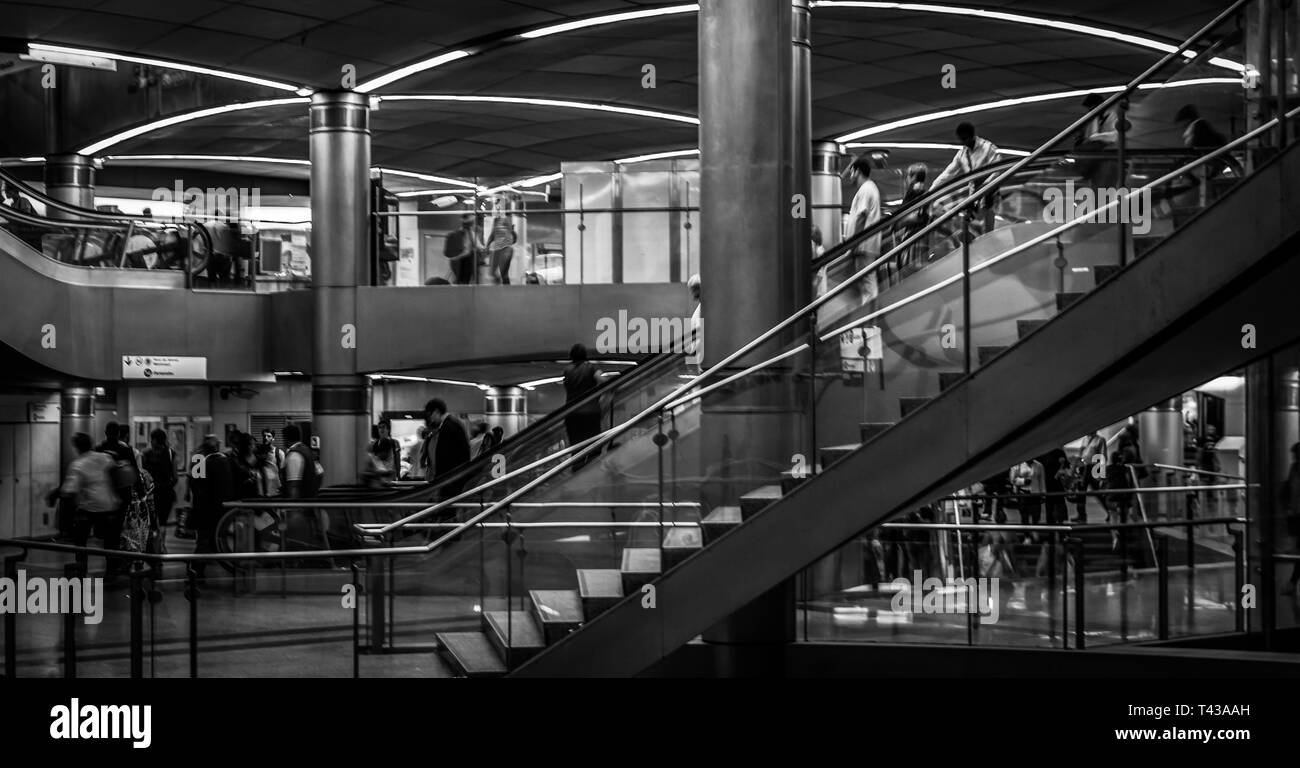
[129,561,146,679]
[1232,527,1245,632]
[63,561,79,679]
[962,209,972,375]
[351,558,360,679]
[3,553,18,677]
[1117,96,1129,268]
[1158,535,1170,640]
[1071,537,1085,649]
[186,564,198,678]
[807,310,818,476]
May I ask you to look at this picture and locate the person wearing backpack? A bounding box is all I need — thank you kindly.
[281,424,323,498]
[97,421,142,515]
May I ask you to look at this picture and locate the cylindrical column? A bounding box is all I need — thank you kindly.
[43,154,95,218]
[697,0,811,675]
[1138,397,1184,468]
[811,141,844,251]
[484,386,528,439]
[309,91,371,484]
[60,384,94,475]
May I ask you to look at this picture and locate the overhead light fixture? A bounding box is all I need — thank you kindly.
[484,172,564,195]
[377,95,697,125]
[375,167,481,190]
[78,98,309,155]
[811,3,1242,72]
[615,148,700,165]
[104,154,310,166]
[367,373,488,389]
[355,50,472,93]
[27,43,307,92]
[20,48,117,71]
[519,376,565,390]
[519,4,699,39]
[836,79,1238,142]
[846,141,1031,156]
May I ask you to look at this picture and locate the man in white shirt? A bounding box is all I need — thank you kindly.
[845,156,881,302]
[932,122,1000,233]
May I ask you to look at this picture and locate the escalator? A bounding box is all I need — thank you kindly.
[369,10,1300,674]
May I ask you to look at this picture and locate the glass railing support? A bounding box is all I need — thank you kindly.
[807,312,819,475]
[656,412,668,565]
[129,563,148,679]
[63,561,79,679]
[961,210,972,375]
[1071,537,1086,649]
[351,559,361,679]
[1158,536,1171,640]
[1117,96,1130,268]
[1232,528,1245,632]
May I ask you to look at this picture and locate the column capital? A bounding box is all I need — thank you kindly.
[310,90,370,135]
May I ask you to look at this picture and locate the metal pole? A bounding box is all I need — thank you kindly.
[351,559,360,678]
[962,210,972,374]
[129,563,145,679]
[1158,535,1170,640]
[63,561,78,679]
[1232,528,1245,632]
[187,565,198,678]
[807,312,818,475]
[1116,97,1129,267]
[656,412,666,566]
[1072,538,1085,649]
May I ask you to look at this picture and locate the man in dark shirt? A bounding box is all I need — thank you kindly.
[189,435,233,578]
[422,399,472,502]
[443,214,483,285]
[563,343,603,471]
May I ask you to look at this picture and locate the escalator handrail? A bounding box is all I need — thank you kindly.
[808,148,1202,275]
[0,166,170,226]
[406,0,1256,554]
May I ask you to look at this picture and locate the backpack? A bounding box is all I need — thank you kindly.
[286,443,324,497]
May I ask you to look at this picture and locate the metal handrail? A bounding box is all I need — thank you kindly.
[878,516,1244,532]
[1150,462,1246,481]
[937,484,1251,501]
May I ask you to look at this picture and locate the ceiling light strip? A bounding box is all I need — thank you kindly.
[836,78,1239,142]
[77,98,309,156]
[518,4,700,39]
[811,2,1243,72]
[356,51,472,94]
[378,94,697,124]
[28,43,307,92]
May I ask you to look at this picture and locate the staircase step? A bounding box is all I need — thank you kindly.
[739,485,784,519]
[780,464,822,494]
[938,372,964,392]
[899,397,931,418]
[620,548,662,596]
[1056,292,1086,312]
[977,346,1008,366]
[860,422,894,442]
[819,444,860,468]
[529,589,585,644]
[436,631,507,678]
[663,526,704,570]
[482,610,545,665]
[576,569,624,619]
[701,506,742,545]
[1016,319,1048,339]
[1091,264,1122,285]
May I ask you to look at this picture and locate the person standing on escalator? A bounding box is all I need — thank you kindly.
[563,343,603,472]
[932,122,1000,235]
[845,156,882,303]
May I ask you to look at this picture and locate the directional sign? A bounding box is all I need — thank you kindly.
[122,355,208,381]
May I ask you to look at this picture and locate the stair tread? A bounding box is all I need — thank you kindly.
[436,631,507,677]
[576,569,624,598]
[741,484,784,501]
[529,590,584,624]
[702,506,742,524]
[483,610,545,649]
[621,548,662,574]
[663,526,703,549]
